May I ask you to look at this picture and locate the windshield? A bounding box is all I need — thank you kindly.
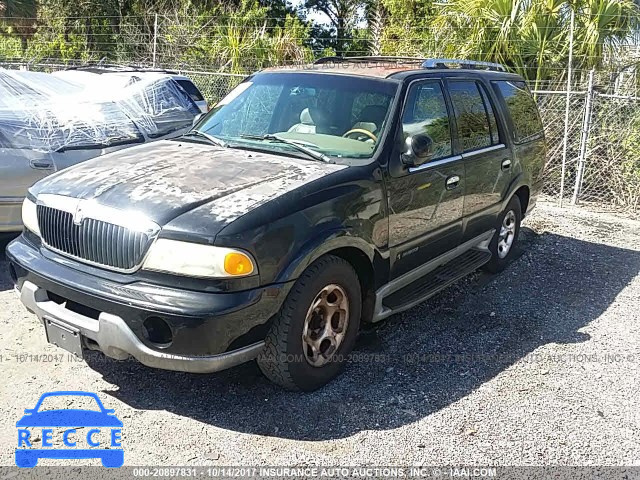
[194,72,398,160]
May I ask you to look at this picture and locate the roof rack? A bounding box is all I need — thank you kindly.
[422,58,506,72]
[313,56,506,72]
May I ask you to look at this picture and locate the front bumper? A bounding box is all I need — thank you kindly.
[18,280,264,373]
[7,235,292,373]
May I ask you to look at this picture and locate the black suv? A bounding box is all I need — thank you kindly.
[7,57,546,391]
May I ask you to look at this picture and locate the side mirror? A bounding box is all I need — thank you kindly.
[402,134,435,167]
[192,113,204,128]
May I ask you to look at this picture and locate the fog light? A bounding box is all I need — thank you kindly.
[142,317,173,347]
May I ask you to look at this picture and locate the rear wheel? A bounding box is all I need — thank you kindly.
[258,255,361,391]
[484,195,522,273]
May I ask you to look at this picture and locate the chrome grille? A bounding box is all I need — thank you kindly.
[37,204,155,271]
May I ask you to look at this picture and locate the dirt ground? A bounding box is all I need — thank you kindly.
[1,200,639,467]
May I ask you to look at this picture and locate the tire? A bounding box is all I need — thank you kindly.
[257,254,362,391]
[484,195,522,273]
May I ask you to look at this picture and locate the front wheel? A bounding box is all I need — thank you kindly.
[484,195,522,273]
[257,255,362,391]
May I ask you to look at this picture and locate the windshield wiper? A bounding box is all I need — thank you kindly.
[183,129,227,148]
[240,134,332,163]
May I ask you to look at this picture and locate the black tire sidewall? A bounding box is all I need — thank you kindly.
[282,259,361,391]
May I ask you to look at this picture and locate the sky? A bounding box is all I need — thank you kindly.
[290,0,331,26]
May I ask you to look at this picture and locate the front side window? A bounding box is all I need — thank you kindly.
[195,72,399,161]
[176,80,205,102]
[448,80,495,152]
[493,80,543,143]
[401,81,452,161]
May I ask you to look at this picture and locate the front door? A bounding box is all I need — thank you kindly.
[386,79,464,279]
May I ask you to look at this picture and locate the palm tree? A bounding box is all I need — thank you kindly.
[573,0,639,71]
[428,0,639,87]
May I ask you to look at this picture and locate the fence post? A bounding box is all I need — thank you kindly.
[572,69,595,205]
[559,7,575,207]
[152,13,158,68]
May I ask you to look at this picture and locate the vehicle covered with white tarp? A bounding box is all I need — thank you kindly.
[0,68,200,232]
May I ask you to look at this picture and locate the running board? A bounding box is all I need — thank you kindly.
[383,248,491,311]
[371,230,494,322]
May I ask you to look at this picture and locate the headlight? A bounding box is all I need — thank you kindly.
[21,198,40,237]
[143,239,256,278]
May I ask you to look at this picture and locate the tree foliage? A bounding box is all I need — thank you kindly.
[0,0,638,82]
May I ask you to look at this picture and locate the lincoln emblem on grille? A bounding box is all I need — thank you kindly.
[73,205,84,225]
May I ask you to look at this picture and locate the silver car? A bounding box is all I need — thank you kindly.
[0,69,200,232]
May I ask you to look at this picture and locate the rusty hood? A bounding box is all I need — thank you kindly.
[30,139,347,231]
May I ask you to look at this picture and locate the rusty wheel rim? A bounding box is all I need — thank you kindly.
[301,284,349,367]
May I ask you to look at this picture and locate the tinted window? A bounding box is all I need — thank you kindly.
[493,80,543,143]
[448,81,494,152]
[176,79,205,102]
[402,81,452,160]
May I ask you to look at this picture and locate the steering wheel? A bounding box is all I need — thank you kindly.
[342,128,377,143]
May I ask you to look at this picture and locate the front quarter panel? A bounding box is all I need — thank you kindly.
[214,163,389,288]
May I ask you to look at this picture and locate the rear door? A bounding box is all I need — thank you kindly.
[445,78,513,242]
[386,78,464,279]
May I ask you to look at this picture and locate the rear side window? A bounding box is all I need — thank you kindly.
[176,79,205,102]
[448,80,499,152]
[493,80,543,143]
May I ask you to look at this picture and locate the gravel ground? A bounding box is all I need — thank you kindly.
[1,200,639,467]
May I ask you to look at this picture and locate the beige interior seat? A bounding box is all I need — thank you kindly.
[350,105,388,136]
[288,107,317,134]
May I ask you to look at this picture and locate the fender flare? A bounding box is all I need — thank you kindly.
[275,229,377,284]
[502,172,530,212]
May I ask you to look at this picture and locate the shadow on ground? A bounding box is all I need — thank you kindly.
[5,228,639,440]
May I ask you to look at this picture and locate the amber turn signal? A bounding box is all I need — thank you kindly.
[224,252,254,276]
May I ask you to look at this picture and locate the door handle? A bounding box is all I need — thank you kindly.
[445,175,460,190]
[30,159,54,170]
[501,158,512,171]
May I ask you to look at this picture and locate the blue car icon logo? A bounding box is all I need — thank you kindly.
[16,391,123,468]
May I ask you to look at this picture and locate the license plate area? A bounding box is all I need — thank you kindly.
[44,317,83,359]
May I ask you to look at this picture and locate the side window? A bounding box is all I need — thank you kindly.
[176,80,205,102]
[448,80,496,152]
[402,81,452,161]
[493,80,543,143]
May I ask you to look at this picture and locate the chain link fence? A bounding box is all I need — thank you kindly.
[531,84,640,210]
[2,61,640,212]
[532,89,586,201]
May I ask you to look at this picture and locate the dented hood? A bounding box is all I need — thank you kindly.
[31,139,346,229]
